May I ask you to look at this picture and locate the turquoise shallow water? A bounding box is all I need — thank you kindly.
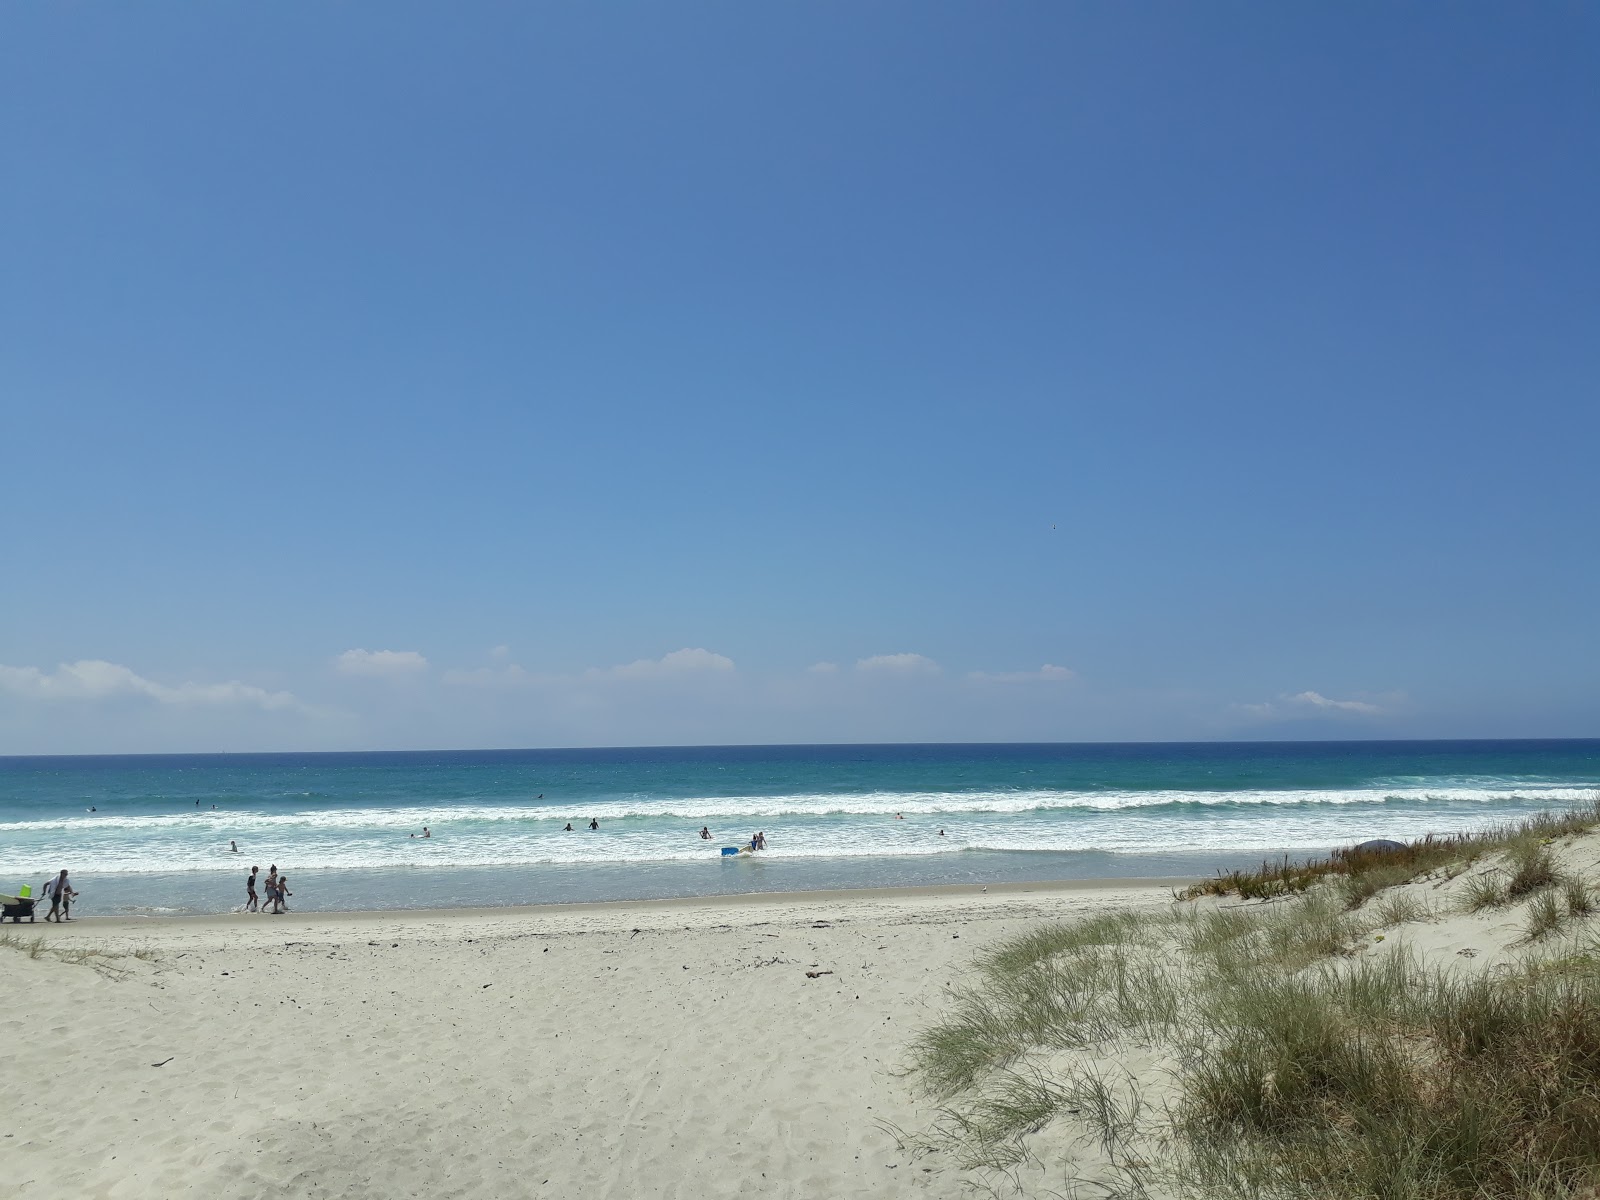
[2,740,1596,915]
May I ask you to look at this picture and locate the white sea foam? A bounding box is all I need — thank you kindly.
[0,806,1583,876]
[4,782,1593,878]
[2,784,1592,835]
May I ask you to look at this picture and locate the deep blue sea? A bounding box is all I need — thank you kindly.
[2,741,1596,916]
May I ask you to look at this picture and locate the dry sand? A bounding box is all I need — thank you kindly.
[1,878,1188,1199]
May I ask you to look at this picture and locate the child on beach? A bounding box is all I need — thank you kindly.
[273,874,292,913]
[246,866,260,912]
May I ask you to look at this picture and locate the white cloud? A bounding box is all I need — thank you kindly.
[490,645,511,660]
[442,648,736,689]
[335,649,429,678]
[0,660,301,711]
[856,653,941,674]
[599,647,736,680]
[807,662,840,674]
[1289,690,1383,714]
[968,664,1076,684]
[1239,690,1385,719]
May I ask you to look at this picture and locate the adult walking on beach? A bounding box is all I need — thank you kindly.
[44,870,76,922]
[245,865,260,912]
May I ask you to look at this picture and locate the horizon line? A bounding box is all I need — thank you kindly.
[3,735,1598,763]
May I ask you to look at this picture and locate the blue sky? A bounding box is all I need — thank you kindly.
[2,4,1596,753]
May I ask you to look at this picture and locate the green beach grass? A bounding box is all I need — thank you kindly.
[906,799,1600,1199]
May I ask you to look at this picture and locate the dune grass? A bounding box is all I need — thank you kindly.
[1564,876,1594,917]
[1370,888,1430,927]
[0,930,152,977]
[1522,891,1566,941]
[1178,953,1600,1199]
[909,799,1600,1199]
[0,931,48,958]
[1505,843,1562,899]
[1463,871,1510,911]
[1183,796,1600,904]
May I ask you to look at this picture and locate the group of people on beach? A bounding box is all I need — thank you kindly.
[245,865,291,914]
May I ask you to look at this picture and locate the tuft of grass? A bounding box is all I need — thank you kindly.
[1462,871,1509,911]
[1180,907,1258,959]
[1341,862,1428,911]
[1370,889,1429,927]
[1522,891,1566,942]
[912,986,1031,1099]
[1188,856,1324,901]
[1258,892,1364,968]
[0,932,49,958]
[1179,891,1374,980]
[1058,1066,1148,1162]
[979,910,1151,975]
[0,932,139,978]
[1505,843,1561,900]
[1564,876,1594,919]
[952,1069,1071,1168]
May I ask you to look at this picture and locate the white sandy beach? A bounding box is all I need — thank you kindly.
[13,830,1587,1200]
[1,878,1187,1199]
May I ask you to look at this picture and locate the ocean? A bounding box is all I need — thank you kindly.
[3,740,1597,916]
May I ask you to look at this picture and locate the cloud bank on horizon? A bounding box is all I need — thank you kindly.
[0,659,303,713]
[0,645,1406,755]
